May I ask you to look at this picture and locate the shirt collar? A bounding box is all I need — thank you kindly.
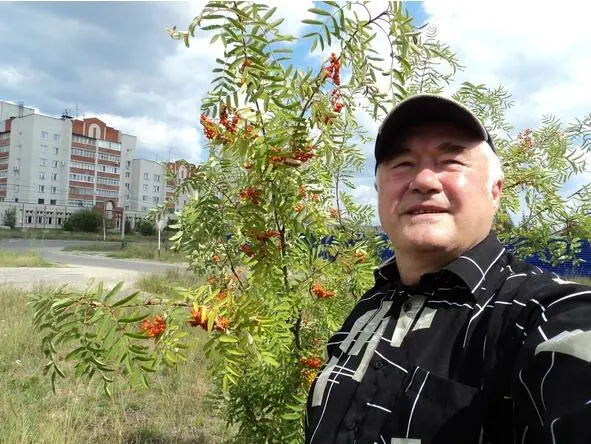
[374,232,506,300]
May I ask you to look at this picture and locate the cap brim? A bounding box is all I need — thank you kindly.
[375,94,492,165]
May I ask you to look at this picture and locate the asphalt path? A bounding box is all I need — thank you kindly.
[0,238,186,273]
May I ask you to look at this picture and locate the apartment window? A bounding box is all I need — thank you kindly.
[142,195,148,201]
[142,207,147,212]
[143,184,148,191]
[38,198,44,204]
[39,185,45,193]
[144,173,149,180]
[50,199,56,205]
[41,131,48,140]
[41,144,48,153]
[53,147,59,155]
[152,196,159,204]
[39,172,46,180]
[51,186,57,194]
[126,160,131,168]
[40,158,47,166]
[125,183,130,190]
[51,173,57,181]
[125,171,130,178]
[153,185,160,193]
[153,174,160,181]
[51,160,58,168]
[54,134,60,143]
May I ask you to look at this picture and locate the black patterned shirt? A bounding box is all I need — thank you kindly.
[305,232,591,444]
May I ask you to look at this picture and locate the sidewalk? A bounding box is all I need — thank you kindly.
[0,265,143,291]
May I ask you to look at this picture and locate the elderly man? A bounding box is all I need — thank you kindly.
[305,95,591,444]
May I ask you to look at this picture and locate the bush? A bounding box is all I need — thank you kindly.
[125,219,134,234]
[3,207,16,229]
[63,209,103,233]
[137,219,156,236]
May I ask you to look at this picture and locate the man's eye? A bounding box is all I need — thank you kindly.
[442,159,463,165]
[391,161,413,168]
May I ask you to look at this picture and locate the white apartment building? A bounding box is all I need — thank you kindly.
[0,112,72,206]
[130,159,165,213]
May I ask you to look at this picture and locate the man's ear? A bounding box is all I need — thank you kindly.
[491,179,503,209]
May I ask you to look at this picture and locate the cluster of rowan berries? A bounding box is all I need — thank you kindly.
[322,53,341,86]
[189,306,229,332]
[240,58,251,73]
[140,315,166,338]
[200,113,219,140]
[293,145,315,163]
[268,147,284,164]
[220,106,240,134]
[329,207,339,219]
[212,254,221,263]
[517,128,533,151]
[239,186,261,205]
[295,203,305,213]
[256,230,280,241]
[300,356,323,369]
[312,283,335,299]
[240,243,255,257]
[331,89,345,113]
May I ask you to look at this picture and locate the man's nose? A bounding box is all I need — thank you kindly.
[409,167,443,194]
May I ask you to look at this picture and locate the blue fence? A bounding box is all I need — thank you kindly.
[522,240,591,278]
[377,235,591,278]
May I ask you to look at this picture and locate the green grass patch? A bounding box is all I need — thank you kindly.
[0,285,231,443]
[0,249,56,267]
[0,228,165,242]
[62,242,185,263]
[136,269,204,295]
[572,277,591,286]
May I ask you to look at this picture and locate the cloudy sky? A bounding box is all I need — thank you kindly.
[1,1,589,218]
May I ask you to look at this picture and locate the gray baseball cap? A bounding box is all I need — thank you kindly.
[374,94,495,166]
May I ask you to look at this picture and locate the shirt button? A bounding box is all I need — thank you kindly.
[403,301,412,312]
[346,418,358,431]
[374,360,384,369]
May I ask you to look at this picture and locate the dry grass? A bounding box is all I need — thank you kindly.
[0,286,232,444]
[62,242,185,263]
[135,269,204,295]
[0,249,56,267]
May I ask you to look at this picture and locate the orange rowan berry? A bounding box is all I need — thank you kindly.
[140,315,166,338]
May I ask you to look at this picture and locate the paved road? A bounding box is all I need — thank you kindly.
[0,239,186,273]
[0,239,189,290]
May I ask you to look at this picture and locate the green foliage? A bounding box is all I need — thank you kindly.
[2,206,16,229]
[35,1,591,443]
[125,219,134,234]
[63,209,103,233]
[137,219,156,236]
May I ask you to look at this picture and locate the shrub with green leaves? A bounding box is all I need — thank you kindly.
[32,2,591,443]
[62,209,103,233]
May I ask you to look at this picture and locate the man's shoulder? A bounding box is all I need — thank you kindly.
[500,253,591,305]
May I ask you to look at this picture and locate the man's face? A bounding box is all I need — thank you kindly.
[376,122,502,257]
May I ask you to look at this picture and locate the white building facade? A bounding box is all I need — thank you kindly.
[130,159,165,213]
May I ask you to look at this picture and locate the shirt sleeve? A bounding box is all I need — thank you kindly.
[511,275,591,443]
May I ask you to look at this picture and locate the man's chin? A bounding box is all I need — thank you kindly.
[397,230,455,252]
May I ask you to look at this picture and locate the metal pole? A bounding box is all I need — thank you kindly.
[121,207,125,248]
[158,228,161,258]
